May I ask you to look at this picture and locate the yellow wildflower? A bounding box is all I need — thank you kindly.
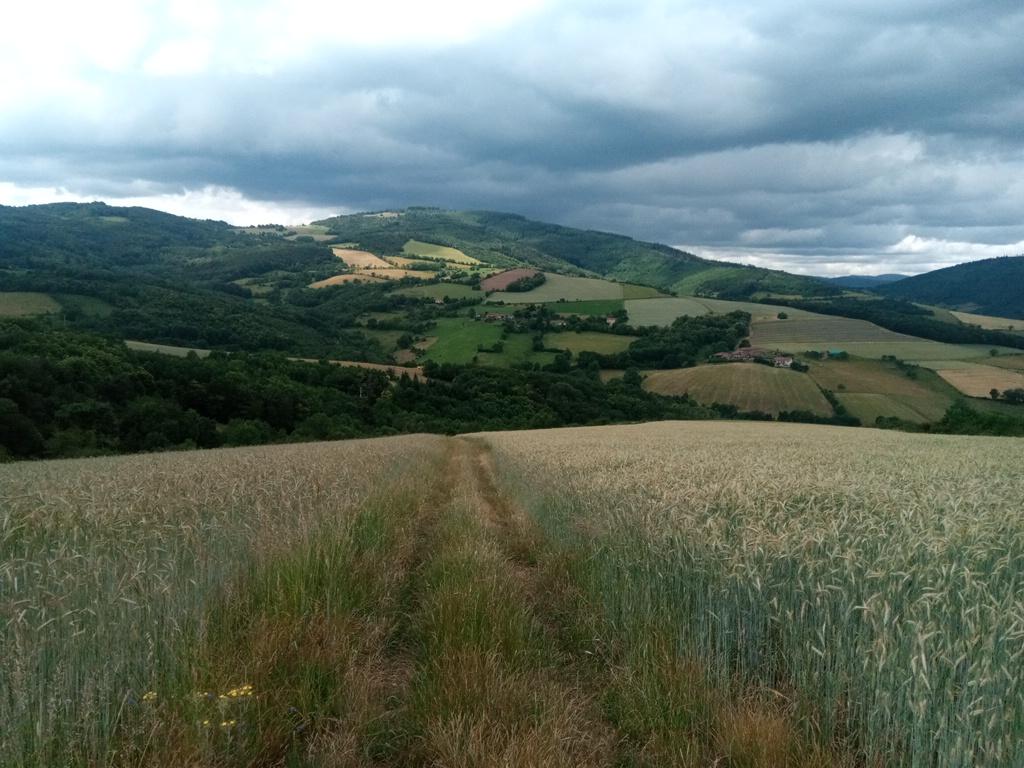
[142,691,158,702]
[222,683,255,699]
[220,719,237,728]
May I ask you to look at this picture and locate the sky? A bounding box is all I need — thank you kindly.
[1,0,1023,276]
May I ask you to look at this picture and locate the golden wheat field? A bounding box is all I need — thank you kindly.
[2,422,1022,767]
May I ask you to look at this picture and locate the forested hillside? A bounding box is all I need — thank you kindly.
[878,255,1024,319]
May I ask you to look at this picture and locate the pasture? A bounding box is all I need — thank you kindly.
[805,358,953,421]
[951,310,1023,331]
[544,331,637,355]
[623,296,822,327]
[421,317,502,364]
[802,340,1014,361]
[477,333,557,368]
[402,239,480,264]
[934,363,1024,398]
[549,299,624,315]
[988,354,1024,371]
[330,247,392,269]
[487,272,623,303]
[835,392,933,424]
[0,291,62,317]
[396,282,480,300]
[623,297,709,326]
[125,340,212,357]
[751,317,912,346]
[643,363,833,415]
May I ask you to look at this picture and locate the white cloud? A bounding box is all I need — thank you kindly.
[0,182,341,225]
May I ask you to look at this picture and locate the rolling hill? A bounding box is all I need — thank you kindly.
[877,255,1024,319]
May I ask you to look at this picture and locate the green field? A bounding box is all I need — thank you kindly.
[841,341,1017,361]
[477,333,557,368]
[487,272,623,303]
[125,340,212,357]
[836,393,933,424]
[544,331,637,355]
[421,317,502,364]
[0,292,62,317]
[624,296,822,327]
[397,282,480,300]
[751,317,912,346]
[402,239,479,264]
[643,363,833,416]
[624,297,710,326]
[621,283,665,299]
[359,328,407,353]
[805,358,954,421]
[548,299,624,315]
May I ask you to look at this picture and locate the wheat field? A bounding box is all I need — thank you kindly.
[481,421,1024,767]
[3,422,1021,767]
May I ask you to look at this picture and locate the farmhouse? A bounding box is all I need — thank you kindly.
[480,312,506,322]
[713,347,771,362]
[713,347,794,368]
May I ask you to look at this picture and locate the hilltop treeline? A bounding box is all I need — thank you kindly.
[0,321,713,460]
[878,255,1024,320]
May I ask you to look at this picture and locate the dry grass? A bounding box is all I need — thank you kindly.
[951,310,1023,331]
[309,273,387,288]
[934,363,1024,397]
[331,247,392,269]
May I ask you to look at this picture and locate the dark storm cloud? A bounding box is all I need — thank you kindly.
[2,0,1023,273]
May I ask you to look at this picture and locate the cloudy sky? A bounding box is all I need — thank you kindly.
[2,0,1022,275]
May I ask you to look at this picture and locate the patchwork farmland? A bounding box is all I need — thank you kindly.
[643,363,833,416]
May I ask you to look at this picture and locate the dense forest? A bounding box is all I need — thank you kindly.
[0,320,716,460]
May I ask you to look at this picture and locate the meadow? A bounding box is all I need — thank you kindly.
[3,423,1023,766]
[643,363,833,416]
[544,330,637,355]
[421,317,502,364]
[751,317,912,346]
[0,291,62,317]
[402,239,479,265]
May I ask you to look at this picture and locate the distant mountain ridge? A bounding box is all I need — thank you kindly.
[877,255,1024,320]
[822,274,908,288]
